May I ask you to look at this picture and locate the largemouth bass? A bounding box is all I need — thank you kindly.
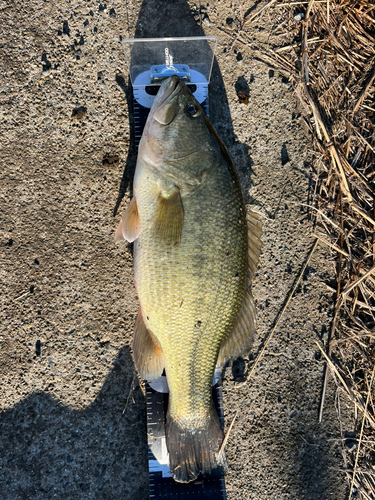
[115,76,262,483]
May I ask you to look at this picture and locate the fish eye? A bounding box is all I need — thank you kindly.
[187,104,199,116]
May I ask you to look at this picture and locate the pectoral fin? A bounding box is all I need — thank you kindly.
[217,210,262,365]
[114,196,140,243]
[152,187,184,245]
[132,308,164,381]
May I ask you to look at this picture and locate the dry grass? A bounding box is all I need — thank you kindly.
[243,1,375,497]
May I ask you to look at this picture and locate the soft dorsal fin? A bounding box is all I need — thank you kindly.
[132,308,164,381]
[217,286,257,366]
[246,210,263,281]
[217,210,262,365]
[152,187,184,245]
[114,196,140,243]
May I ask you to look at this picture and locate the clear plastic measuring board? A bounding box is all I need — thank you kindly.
[122,37,216,149]
[122,37,228,499]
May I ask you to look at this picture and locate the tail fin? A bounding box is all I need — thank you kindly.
[166,407,225,483]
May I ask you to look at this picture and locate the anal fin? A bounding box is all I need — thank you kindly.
[132,308,164,381]
[152,186,184,245]
[114,196,140,243]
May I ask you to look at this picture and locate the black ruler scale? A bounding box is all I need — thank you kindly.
[130,64,227,499]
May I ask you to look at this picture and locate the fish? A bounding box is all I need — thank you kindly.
[115,75,262,483]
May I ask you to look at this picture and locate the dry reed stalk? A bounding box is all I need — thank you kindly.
[349,365,375,499]
[243,1,375,497]
[244,0,278,25]
[313,232,350,257]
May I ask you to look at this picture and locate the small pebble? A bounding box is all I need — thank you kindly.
[237,90,249,105]
[72,106,87,120]
[202,15,210,26]
[346,441,357,451]
[226,17,236,30]
[294,13,304,21]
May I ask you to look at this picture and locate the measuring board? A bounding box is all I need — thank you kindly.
[123,37,227,499]
[132,79,209,150]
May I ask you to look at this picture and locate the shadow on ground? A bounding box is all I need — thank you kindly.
[0,347,147,500]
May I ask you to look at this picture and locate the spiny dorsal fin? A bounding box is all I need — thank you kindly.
[114,196,140,243]
[217,211,262,365]
[152,187,184,245]
[132,308,164,381]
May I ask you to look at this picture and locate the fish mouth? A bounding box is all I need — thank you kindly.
[157,75,182,105]
[153,76,184,125]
